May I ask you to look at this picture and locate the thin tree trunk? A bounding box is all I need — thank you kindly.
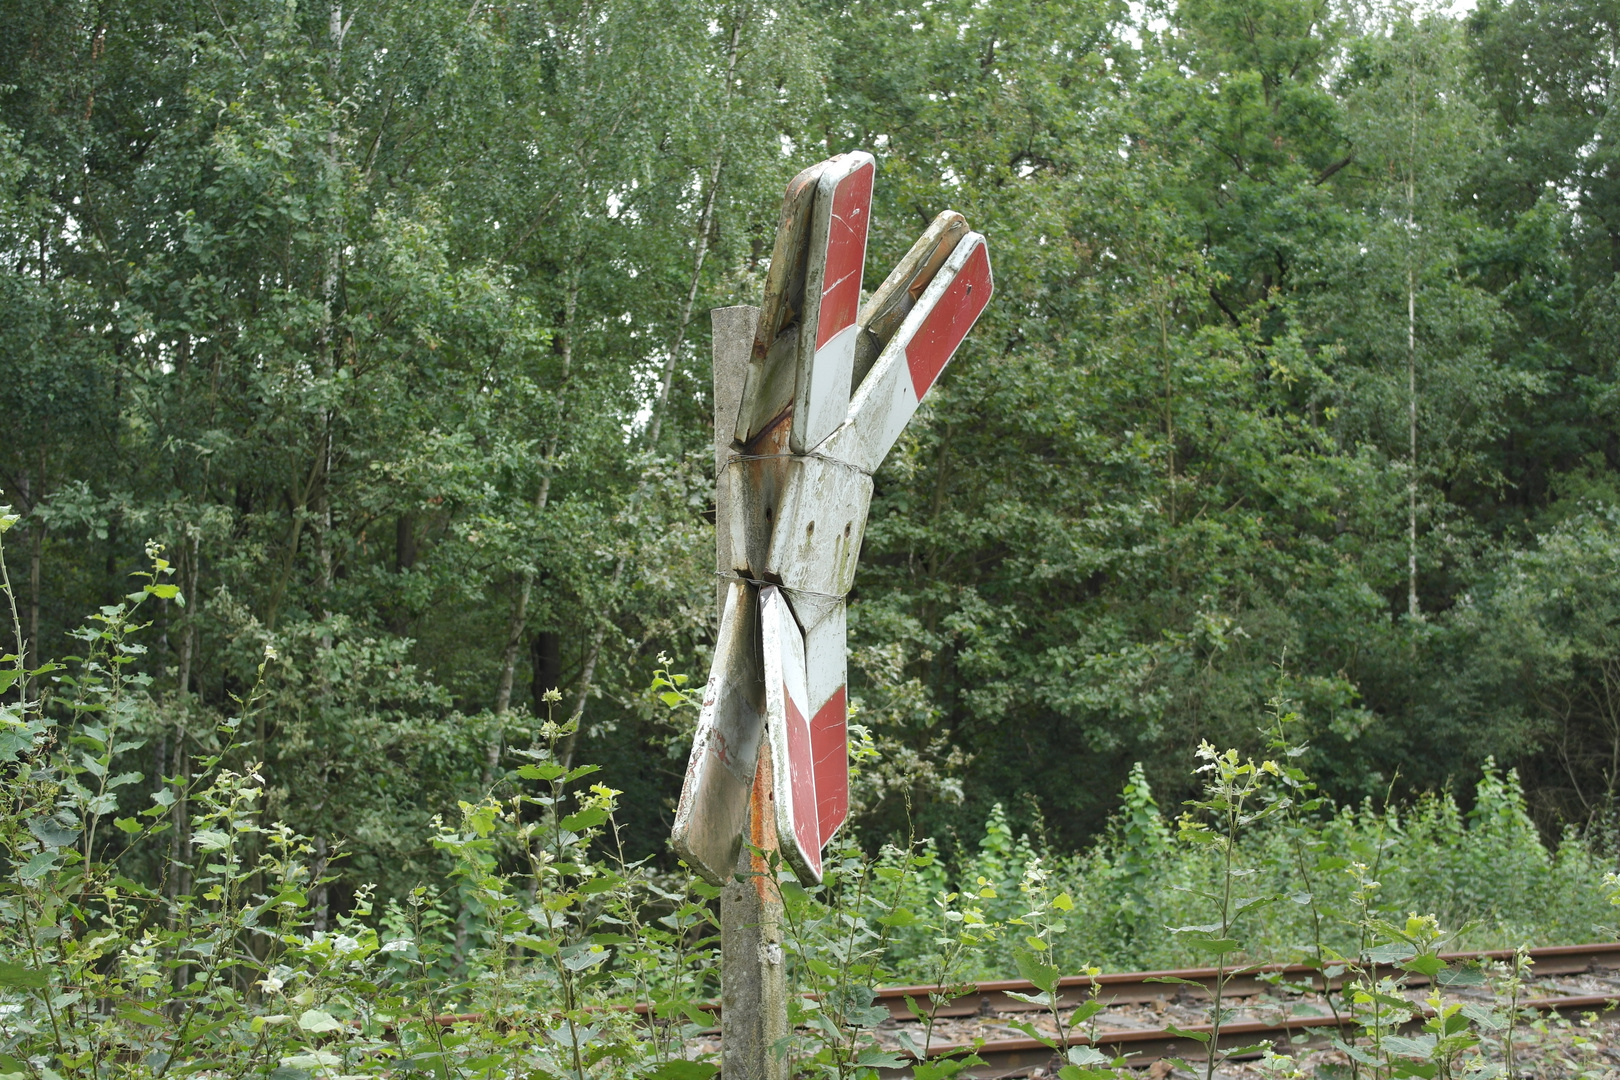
[643,16,742,453]
[1,518,25,706]
[1406,50,1419,622]
[394,513,417,572]
[493,278,577,723]
[27,516,41,680]
[264,415,328,631]
[318,1,344,651]
[305,2,347,936]
[1158,279,1174,528]
[168,733,192,989]
[311,834,329,933]
[1407,259,1417,620]
[176,530,199,698]
[531,631,561,706]
[563,14,745,765]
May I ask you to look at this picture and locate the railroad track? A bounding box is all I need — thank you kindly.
[865,941,1620,1077]
[417,942,1620,1073]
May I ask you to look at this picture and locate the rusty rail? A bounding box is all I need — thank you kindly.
[873,942,1620,1076]
[897,992,1620,1077]
[873,940,1620,1021]
[405,940,1620,1073]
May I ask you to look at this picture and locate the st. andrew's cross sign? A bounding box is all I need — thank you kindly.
[673,150,993,886]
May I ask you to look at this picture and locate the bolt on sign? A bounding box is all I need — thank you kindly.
[673,150,993,885]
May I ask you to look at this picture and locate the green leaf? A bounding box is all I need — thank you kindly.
[1184,935,1242,955]
[913,1059,974,1080]
[1231,893,1277,916]
[879,906,918,928]
[646,1063,717,1080]
[1005,1019,1057,1050]
[854,1051,909,1070]
[1367,942,1411,964]
[191,829,231,851]
[1014,946,1059,993]
[561,946,610,971]
[1381,1035,1438,1057]
[1224,1043,1274,1057]
[1331,1038,1381,1067]
[1002,990,1054,1008]
[561,807,608,831]
[1165,1023,1211,1044]
[297,1009,346,1033]
[1057,1068,1114,1080]
[1402,953,1445,978]
[18,849,58,880]
[517,763,567,781]
[1390,1064,1438,1080]
[1437,964,1485,987]
[0,962,47,989]
[27,815,81,849]
[117,1002,168,1026]
[113,817,143,834]
[0,719,48,763]
[1069,1000,1106,1025]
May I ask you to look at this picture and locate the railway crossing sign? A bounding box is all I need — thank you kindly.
[672,150,994,887]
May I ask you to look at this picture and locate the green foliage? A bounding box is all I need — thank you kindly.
[876,756,1615,982]
[0,544,727,1080]
[4,0,1620,1006]
[0,536,1613,1079]
[871,700,1616,1076]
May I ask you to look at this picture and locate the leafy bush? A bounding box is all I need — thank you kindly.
[0,522,721,1080]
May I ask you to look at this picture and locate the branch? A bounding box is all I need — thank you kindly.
[1314,153,1353,186]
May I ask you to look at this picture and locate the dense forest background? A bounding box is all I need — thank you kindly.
[4,0,1620,916]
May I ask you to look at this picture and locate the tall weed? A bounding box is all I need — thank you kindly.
[878,762,1613,983]
[0,525,718,1080]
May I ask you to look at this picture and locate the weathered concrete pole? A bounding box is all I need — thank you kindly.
[711,305,788,1080]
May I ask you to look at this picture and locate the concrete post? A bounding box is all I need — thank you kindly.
[711,305,789,1080]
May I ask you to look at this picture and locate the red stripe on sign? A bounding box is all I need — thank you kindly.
[811,687,848,847]
[784,686,821,872]
[814,161,875,351]
[905,240,993,400]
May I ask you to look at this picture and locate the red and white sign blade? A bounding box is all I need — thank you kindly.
[803,606,849,847]
[819,232,993,472]
[760,585,822,884]
[791,152,875,455]
[671,579,765,884]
